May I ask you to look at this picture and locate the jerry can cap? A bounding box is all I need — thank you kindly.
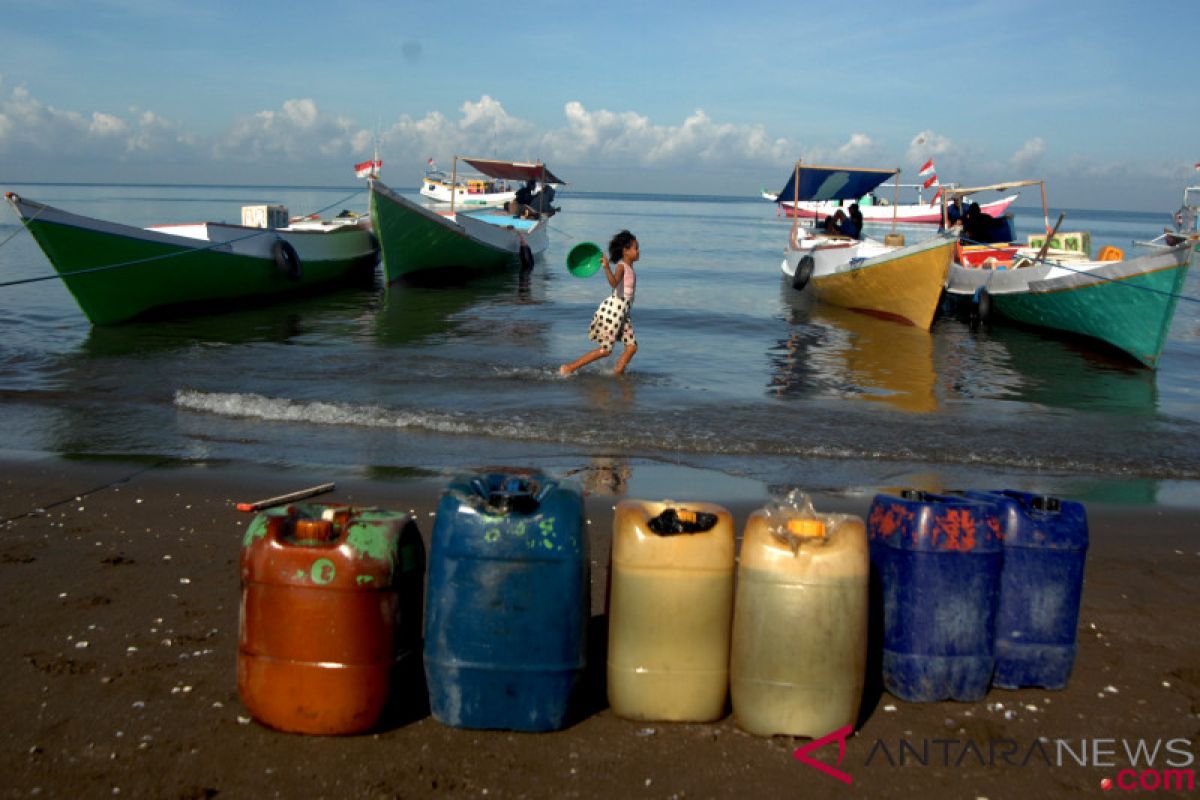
[786,518,827,538]
[292,518,336,543]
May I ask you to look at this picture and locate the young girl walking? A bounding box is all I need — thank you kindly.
[560,230,640,376]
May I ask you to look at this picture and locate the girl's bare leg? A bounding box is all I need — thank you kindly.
[559,348,610,376]
[613,343,638,375]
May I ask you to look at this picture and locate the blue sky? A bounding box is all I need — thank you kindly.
[0,0,1196,211]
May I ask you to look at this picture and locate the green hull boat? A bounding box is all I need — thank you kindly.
[5,192,379,325]
[945,241,1194,368]
[369,178,548,283]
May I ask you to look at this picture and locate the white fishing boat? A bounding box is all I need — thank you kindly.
[419,158,564,210]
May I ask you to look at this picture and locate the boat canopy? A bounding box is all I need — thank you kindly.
[774,164,899,203]
[461,157,566,185]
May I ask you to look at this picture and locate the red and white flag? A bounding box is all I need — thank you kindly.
[918,159,936,177]
[1194,162,1200,171]
[922,173,939,189]
[354,158,382,178]
[930,187,944,206]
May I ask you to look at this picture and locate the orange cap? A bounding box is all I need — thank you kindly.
[786,518,826,538]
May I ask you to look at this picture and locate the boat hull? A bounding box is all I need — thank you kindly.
[5,193,379,325]
[945,243,1194,368]
[778,195,1018,224]
[370,179,548,283]
[783,235,955,329]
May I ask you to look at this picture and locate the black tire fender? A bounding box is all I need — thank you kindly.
[518,242,534,271]
[273,240,302,281]
[791,255,815,290]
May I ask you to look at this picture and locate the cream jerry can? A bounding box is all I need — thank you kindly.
[730,492,868,737]
[607,500,736,722]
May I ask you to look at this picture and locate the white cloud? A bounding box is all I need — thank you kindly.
[542,101,794,168]
[906,129,955,166]
[1010,137,1045,172]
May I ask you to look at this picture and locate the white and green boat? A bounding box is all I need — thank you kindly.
[945,241,1194,368]
[5,192,379,325]
[369,157,558,283]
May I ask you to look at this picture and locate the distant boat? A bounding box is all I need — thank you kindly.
[944,241,1194,369]
[764,184,1018,224]
[4,192,378,325]
[420,157,564,209]
[774,161,954,329]
[370,156,560,282]
[421,169,515,207]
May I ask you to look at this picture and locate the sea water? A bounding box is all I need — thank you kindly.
[1,182,1199,507]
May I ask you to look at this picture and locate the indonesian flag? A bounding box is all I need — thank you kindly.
[1195,162,1200,171]
[923,173,939,189]
[354,158,382,178]
[918,159,935,176]
[930,187,943,206]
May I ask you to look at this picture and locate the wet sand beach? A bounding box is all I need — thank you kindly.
[2,456,1199,799]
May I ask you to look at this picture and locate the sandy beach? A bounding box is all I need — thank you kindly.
[2,455,1198,799]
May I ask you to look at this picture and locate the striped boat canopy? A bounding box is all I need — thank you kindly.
[774,164,898,203]
[461,157,566,185]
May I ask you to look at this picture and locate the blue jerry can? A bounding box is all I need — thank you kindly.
[423,472,588,731]
[966,490,1088,690]
[868,490,1002,702]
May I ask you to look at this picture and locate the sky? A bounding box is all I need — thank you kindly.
[0,0,1197,212]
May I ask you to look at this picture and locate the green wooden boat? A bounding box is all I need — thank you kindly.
[5,192,379,325]
[369,156,559,283]
[945,241,1194,368]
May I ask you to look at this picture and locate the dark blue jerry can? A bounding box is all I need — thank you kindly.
[965,490,1088,690]
[423,472,588,731]
[868,491,1002,702]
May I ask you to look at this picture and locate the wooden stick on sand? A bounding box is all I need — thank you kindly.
[235,482,336,513]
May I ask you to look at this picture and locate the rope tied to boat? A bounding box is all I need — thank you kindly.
[0,189,367,289]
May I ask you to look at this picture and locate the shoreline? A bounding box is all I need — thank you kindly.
[3,455,1199,798]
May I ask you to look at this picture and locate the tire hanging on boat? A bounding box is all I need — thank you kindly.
[273,240,302,281]
[518,241,534,271]
[791,255,815,291]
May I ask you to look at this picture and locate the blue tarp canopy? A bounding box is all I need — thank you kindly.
[774,164,899,203]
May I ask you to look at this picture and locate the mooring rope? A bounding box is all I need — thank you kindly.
[0,188,367,289]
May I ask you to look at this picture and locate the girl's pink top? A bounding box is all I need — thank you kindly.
[616,260,636,303]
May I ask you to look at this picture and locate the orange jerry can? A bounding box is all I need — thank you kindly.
[238,503,425,735]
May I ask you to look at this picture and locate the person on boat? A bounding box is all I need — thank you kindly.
[559,230,640,376]
[823,210,848,235]
[846,203,864,238]
[515,179,535,209]
[532,182,557,216]
[947,197,965,227]
[962,202,997,242]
